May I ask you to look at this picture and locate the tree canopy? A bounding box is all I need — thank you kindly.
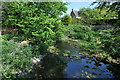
[2,2,67,46]
[78,7,117,19]
[91,2,120,19]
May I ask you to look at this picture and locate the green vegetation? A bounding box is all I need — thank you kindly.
[78,8,117,19]
[62,24,103,54]
[100,20,120,58]
[0,37,40,78]
[71,7,117,25]
[1,2,67,79]
[62,22,120,61]
[1,1,120,79]
[91,2,120,19]
[2,2,67,47]
[61,14,72,25]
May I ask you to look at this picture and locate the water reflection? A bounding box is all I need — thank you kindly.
[21,41,119,79]
[56,41,115,78]
[40,54,67,78]
[56,40,80,57]
[31,54,114,79]
[30,54,68,79]
[64,57,114,78]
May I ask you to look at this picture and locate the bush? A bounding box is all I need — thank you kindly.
[98,22,120,58]
[61,14,72,25]
[2,2,67,53]
[0,38,40,78]
[71,18,108,25]
[114,20,120,27]
[1,34,15,41]
[64,24,98,41]
[78,8,117,20]
[62,24,103,54]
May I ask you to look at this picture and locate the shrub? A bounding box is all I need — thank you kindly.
[64,24,98,41]
[2,2,67,53]
[98,22,120,58]
[71,18,108,25]
[78,8,117,20]
[61,14,72,25]
[62,24,104,54]
[0,38,40,78]
[1,34,15,41]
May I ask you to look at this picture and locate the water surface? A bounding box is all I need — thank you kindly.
[22,40,120,79]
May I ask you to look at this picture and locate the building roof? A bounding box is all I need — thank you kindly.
[71,9,80,17]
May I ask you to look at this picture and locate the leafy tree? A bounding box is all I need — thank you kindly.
[91,2,120,19]
[61,14,72,25]
[2,2,67,47]
[78,8,117,19]
[78,8,100,19]
[1,2,68,78]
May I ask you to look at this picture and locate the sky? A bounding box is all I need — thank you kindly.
[62,2,97,16]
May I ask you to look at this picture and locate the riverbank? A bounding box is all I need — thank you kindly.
[1,23,120,79]
[48,39,120,79]
[52,38,120,65]
[1,35,120,79]
[61,24,120,65]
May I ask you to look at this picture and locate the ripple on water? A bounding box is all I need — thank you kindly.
[64,56,114,78]
[56,41,115,78]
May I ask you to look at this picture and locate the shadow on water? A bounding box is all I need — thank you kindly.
[20,40,120,79]
[56,41,115,78]
[28,54,68,79]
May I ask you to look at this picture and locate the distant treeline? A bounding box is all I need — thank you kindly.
[71,19,119,25]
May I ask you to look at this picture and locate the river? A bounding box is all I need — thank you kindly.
[18,40,120,79]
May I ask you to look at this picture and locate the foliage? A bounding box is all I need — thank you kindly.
[2,2,67,27]
[71,18,109,25]
[1,39,30,78]
[1,2,68,78]
[61,14,72,25]
[0,38,41,78]
[114,20,120,27]
[69,24,120,58]
[71,18,87,25]
[78,8,117,19]
[72,8,117,25]
[63,24,97,40]
[62,24,103,54]
[1,2,120,79]
[79,8,101,19]
[91,2,120,19]
[2,2,67,49]
[100,21,120,58]
[91,1,120,58]
[65,22,120,59]
[1,34,15,41]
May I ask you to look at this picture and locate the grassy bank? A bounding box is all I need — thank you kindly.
[0,36,42,79]
[62,24,120,64]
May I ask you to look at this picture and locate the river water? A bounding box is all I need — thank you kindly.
[55,41,114,78]
[19,40,120,79]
